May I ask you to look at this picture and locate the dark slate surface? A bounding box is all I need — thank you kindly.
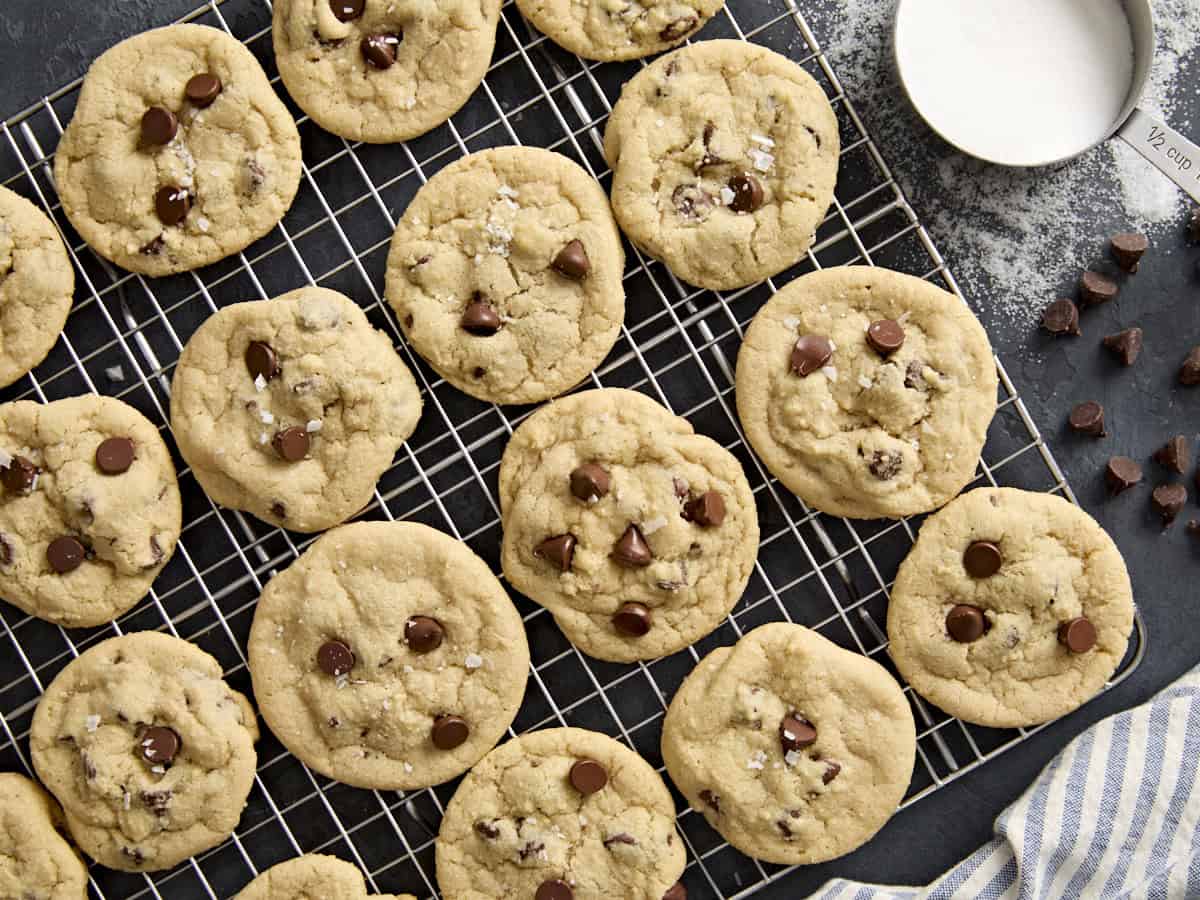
[2,1,1197,898]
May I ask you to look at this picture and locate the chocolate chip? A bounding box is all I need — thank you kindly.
[404,616,445,653]
[569,463,610,502]
[534,534,576,572]
[140,106,177,146]
[0,534,11,567]
[672,184,714,222]
[139,235,165,256]
[552,240,590,280]
[1154,436,1190,474]
[603,832,637,849]
[431,714,469,750]
[121,847,145,866]
[1068,401,1106,437]
[139,789,172,815]
[1103,328,1143,366]
[1105,456,1143,495]
[272,427,310,462]
[472,366,486,379]
[362,33,402,68]
[81,752,96,780]
[270,500,288,519]
[660,14,699,41]
[822,760,842,784]
[612,524,652,567]
[779,714,817,753]
[95,437,135,475]
[519,840,545,861]
[946,604,987,642]
[963,541,1002,577]
[662,883,688,900]
[1058,617,1097,653]
[461,297,501,335]
[46,536,85,574]
[329,0,365,21]
[727,173,764,214]
[868,449,902,481]
[698,789,721,813]
[185,73,222,107]
[1040,299,1080,336]
[790,334,833,376]
[1,455,38,494]
[1111,232,1149,273]
[1179,347,1200,385]
[474,820,500,840]
[245,341,280,381]
[154,185,191,226]
[317,639,355,676]
[1152,483,1187,527]
[612,601,652,636]
[904,360,927,390]
[246,158,266,194]
[139,725,181,765]
[776,818,794,839]
[535,880,573,900]
[682,490,725,527]
[1079,271,1118,307]
[866,319,905,355]
[569,758,608,795]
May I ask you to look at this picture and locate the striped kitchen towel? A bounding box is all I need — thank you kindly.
[809,665,1200,900]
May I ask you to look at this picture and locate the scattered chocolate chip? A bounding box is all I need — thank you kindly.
[139,235,165,256]
[552,240,590,280]
[1152,483,1187,527]
[474,820,500,840]
[1078,271,1118,307]
[317,640,355,676]
[329,0,365,21]
[1103,328,1143,366]
[612,524,652,567]
[683,491,725,527]
[245,158,266,194]
[1,455,38,494]
[662,883,688,900]
[431,714,469,750]
[270,501,288,519]
[245,341,280,381]
[660,14,699,41]
[698,789,721,813]
[139,725,181,765]
[946,604,987,642]
[672,183,714,222]
[154,185,191,226]
[81,752,96,780]
[904,359,928,390]
[272,427,310,462]
[404,615,445,653]
[185,73,222,107]
[1068,401,1106,437]
[535,880,573,900]
[460,297,501,335]
[140,106,177,146]
[779,714,817,753]
[1040,299,1080,336]
[46,536,85,574]
[727,173,764,213]
[1058,617,1097,654]
[1179,347,1200,385]
[569,758,608,795]
[822,760,842,784]
[570,463,610,502]
[1105,456,1143,495]
[519,841,545,861]
[140,789,172,815]
[866,319,905,355]
[868,449,903,481]
[1153,435,1190,474]
[95,437,135,475]
[535,534,576,572]
[612,601,652,636]
[1111,232,1149,273]
[0,534,11,567]
[472,367,486,379]
[362,33,402,68]
[790,334,833,376]
[121,847,145,866]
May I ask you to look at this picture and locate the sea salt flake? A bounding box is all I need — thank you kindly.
[403,762,414,773]
[123,791,132,810]
[857,374,874,389]
[151,765,165,775]
[720,186,736,206]
[823,365,839,382]
[0,448,11,468]
[382,699,391,711]
[306,419,322,433]
[784,750,801,767]
[258,409,274,424]
[747,750,767,770]
[258,433,268,445]
[196,217,210,233]
[497,185,519,199]
[465,653,484,670]
[641,515,668,535]
[750,133,776,148]
[85,714,101,732]
[749,147,775,172]
[782,315,801,330]
[254,373,267,392]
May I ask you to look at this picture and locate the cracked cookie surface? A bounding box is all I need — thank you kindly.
[385,147,625,405]
[170,287,422,533]
[54,24,302,277]
[30,632,259,872]
[516,0,725,61]
[233,854,415,900]
[0,186,73,389]
[436,727,685,900]
[0,773,88,900]
[248,521,529,789]
[500,388,758,662]
[273,0,501,143]
[0,395,182,628]
[736,266,997,519]
[662,623,916,865]
[887,487,1135,728]
[603,40,839,291]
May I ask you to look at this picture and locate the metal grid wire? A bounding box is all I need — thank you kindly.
[0,0,1146,897]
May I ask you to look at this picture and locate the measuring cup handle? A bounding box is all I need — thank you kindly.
[1117,108,1200,205]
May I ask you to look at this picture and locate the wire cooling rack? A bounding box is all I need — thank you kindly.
[0,1,1146,897]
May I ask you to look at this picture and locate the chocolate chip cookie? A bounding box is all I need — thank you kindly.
[0,395,182,628]
[54,24,302,276]
[499,388,758,662]
[248,521,529,790]
[661,623,916,864]
[0,186,74,389]
[233,854,415,900]
[736,266,998,519]
[887,487,1135,728]
[516,0,725,61]
[170,287,421,533]
[30,632,259,872]
[604,39,839,291]
[0,772,88,899]
[273,0,502,143]
[436,727,686,900]
[385,147,625,405]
